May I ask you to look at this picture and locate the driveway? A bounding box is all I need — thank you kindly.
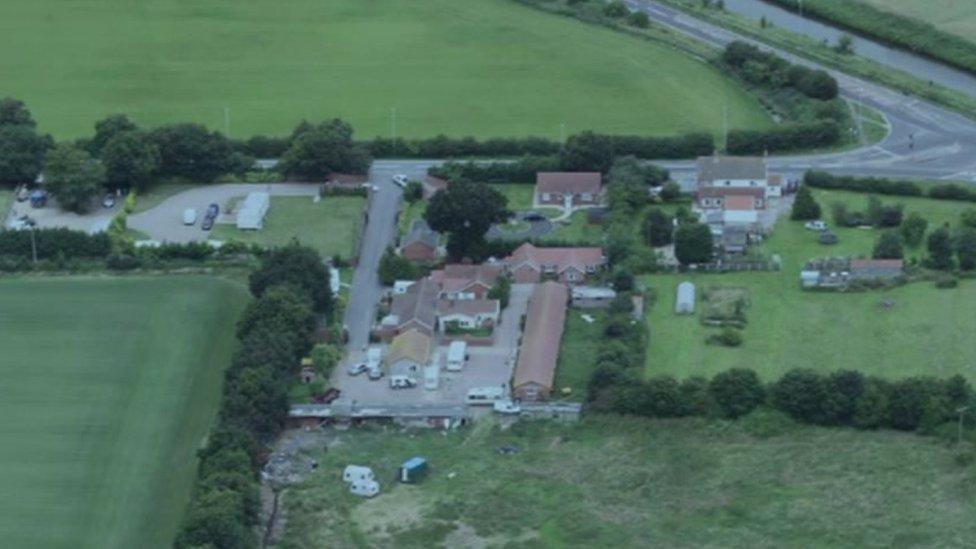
[127,183,319,243]
[487,212,553,241]
[8,197,117,234]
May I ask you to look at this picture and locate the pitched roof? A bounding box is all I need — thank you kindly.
[402,219,439,249]
[389,277,438,329]
[698,186,765,199]
[431,264,502,294]
[513,282,568,391]
[387,329,431,366]
[436,298,500,318]
[724,195,756,211]
[696,156,766,182]
[536,172,602,195]
[506,243,605,274]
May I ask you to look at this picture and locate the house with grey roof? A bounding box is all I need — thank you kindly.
[399,220,441,263]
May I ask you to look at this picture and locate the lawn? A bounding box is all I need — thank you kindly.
[211,195,365,259]
[862,0,976,43]
[489,184,537,212]
[0,0,770,139]
[555,310,608,400]
[0,276,247,548]
[642,189,976,381]
[279,415,976,547]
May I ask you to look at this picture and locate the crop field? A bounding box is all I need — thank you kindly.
[0,0,770,139]
[279,415,976,547]
[0,276,247,548]
[642,189,976,381]
[862,0,976,43]
[211,195,365,259]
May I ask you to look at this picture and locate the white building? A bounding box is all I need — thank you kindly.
[236,192,270,230]
[446,341,467,372]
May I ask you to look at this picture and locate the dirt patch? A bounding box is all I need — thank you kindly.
[352,486,429,539]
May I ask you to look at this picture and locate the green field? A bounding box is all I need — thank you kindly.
[0,276,247,548]
[279,415,976,547]
[642,189,976,381]
[863,0,976,43]
[0,0,770,139]
[212,195,365,259]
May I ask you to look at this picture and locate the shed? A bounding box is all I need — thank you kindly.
[350,479,380,498]
[343,465,375,484]
[236,192,270,230]
[398,457,428,483]
[800,270,821,288]
[675,281,696,314]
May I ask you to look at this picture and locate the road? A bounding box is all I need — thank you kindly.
[627,0,976,182]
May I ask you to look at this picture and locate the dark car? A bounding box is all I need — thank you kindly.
[201,216,215,231]
[523,211,545,222]
[206,203,220,218]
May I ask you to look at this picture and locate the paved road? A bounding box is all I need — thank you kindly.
[628,0,976,181]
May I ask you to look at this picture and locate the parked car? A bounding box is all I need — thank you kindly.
[182,208,197,225]
[201,216,215,231]
[804,220,827,231]
[15,186,29,202]
[523,211,545,222]
[101,193,116,209]
[347,362,369,376]
[392,174,408,188]
[312,388,341,404]
[493,399,521,414]
[367,365,383,380]
[206,203,220,218]
[390,375,417,389]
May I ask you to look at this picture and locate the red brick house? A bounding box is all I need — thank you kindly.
[429,264,502,300]
[504,243,605,285]
[535,172,603,207]
[399,220,441,263]
[512,281,568,401]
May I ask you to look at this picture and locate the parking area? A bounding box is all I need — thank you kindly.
[7,194,118,234]
[332,284,534,407]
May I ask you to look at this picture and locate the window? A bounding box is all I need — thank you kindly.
[725,180,730,186]
[542,192,551,202]
[581,192,592,202]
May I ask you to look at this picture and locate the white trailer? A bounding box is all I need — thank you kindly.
[446,341,467,372]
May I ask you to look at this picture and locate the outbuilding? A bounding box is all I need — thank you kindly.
[343,465,375,484]
[398,457,428,483]
[675,281,696,314]
[236,192,270,230]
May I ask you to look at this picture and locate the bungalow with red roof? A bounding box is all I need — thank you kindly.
[504,243,605,285]
[436,299,500,333]
[429,264,502,300]
[512,281,568,401]
[536,172,603,207]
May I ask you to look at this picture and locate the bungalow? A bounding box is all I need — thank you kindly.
[513,282,568,401]
[386,328,432,379]
[436,299,500,332]
[381,277,438,339]
[399,220,441,263]
[504,243,605,285]
[430,264,502,300]
[536,172,603,207]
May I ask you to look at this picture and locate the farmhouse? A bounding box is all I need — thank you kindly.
[436,299,500,332]
[386,329,432,379]
[399,220,441,263]
[504,243,605,284]
[513,281,569,401]
[536,172,603,207]
[430,264,502,300]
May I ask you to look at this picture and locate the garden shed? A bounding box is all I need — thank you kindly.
[236,192,270,230]
[675,281,696,314]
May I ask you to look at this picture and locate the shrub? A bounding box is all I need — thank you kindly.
[790,185,821,220]
[706,327,743,347]
[627,11,650,28]
[709,368,765,419]
[603,0,629,18]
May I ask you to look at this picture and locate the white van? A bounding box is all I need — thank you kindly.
[390,375,416,389]
[466,386,506,405]
[446,341,467,372]
[182,208,198,225]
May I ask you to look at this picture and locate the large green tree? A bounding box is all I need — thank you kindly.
[150,123,239,181]
[642,207,673,247]
[0,97,35,127]
[872,230,904,259]
[790,185,821,220]
[0,125,52,185]
[44,143,105,213]
[673,222,714,265]
[771,369,828,424]
[954,226,976,270]
[926,225,954,270]
[279,119,371,180]
[425,181,509,260]
[248,242,333,313]
[709,368,766,419]
[900,212,928,247]
[90,114,138,155]
[101,130,160,190]
[559,131,615,173]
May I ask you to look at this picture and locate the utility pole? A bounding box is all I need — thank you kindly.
[391,108,397,140]
[223,106,230,137]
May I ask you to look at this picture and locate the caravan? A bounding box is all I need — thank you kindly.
[466,386,506,405]
[446,341,467,372]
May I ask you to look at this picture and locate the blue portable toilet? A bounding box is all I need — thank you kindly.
[397,457,428,484]
[29,190,47,208]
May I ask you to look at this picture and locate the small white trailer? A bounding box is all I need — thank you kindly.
[446,341,467,372]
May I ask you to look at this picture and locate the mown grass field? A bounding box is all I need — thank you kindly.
[642,189,976,381]
[862,0,976,43]
[279,415,976,547]
[212,195,365,259]
[0,0,770,139]
[0,276,247,548]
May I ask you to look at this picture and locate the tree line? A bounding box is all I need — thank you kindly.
[175,243,332,549]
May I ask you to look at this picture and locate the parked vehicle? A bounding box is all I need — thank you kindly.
[182,208,197,225]
[389,375,417,389]
[7,215,35,231]
[367,365,383,380]
[466,386,507,405]
[493,399,521,414]
[347,362,369,376]
[206,203,220,218]
[523,211,545,222]
[392,174,408,188]
[804,220,827,231]
[101,193,116,209]
[15,186,29,202]
[29,190,47,208]
[201,216,215,231]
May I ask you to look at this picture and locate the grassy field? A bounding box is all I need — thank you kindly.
[0,0,770,139]
[0,276,247,548]
[489,184,536,212]
[212,195,365,259]
[279,415,976,547]
[863,0,976,41]
[555,310,608,400]
[642,189,976,381]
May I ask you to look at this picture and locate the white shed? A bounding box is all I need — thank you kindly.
[350,479,380,498]
[675,281,696,314]
[446,341,467,372]
[343,465,374,484]
[236,192,270,230]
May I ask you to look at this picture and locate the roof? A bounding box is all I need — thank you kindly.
[402,457,427,469]
[768,174,783,186]
[536,172,602,195]
[389,277,438,330]
[696,156,766,182]
[571,286,616,300]
[402,219,439,249]
[722,227,749,248]
[436,298,500,318]
[387,329,431,366]
[698,186,765,199]
[677,281,695,302]
[724,195,756,211]
[506,243,605,274]
[513,282,568,392]
[236,192,270,229]
[431,264,502,294]
[850,259,904,277]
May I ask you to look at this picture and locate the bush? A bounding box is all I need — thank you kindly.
[603,0,629,17]
[803,171,924,197]
[627,10,650,28]
[727,121,841,155]
[710,368,765,419]
[790,185,821,220]
[0,228,111,260]
[378,247,421,286]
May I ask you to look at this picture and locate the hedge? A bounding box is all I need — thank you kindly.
[804,171,976,203]
[727,121,840,155]
[0,228,111,259]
